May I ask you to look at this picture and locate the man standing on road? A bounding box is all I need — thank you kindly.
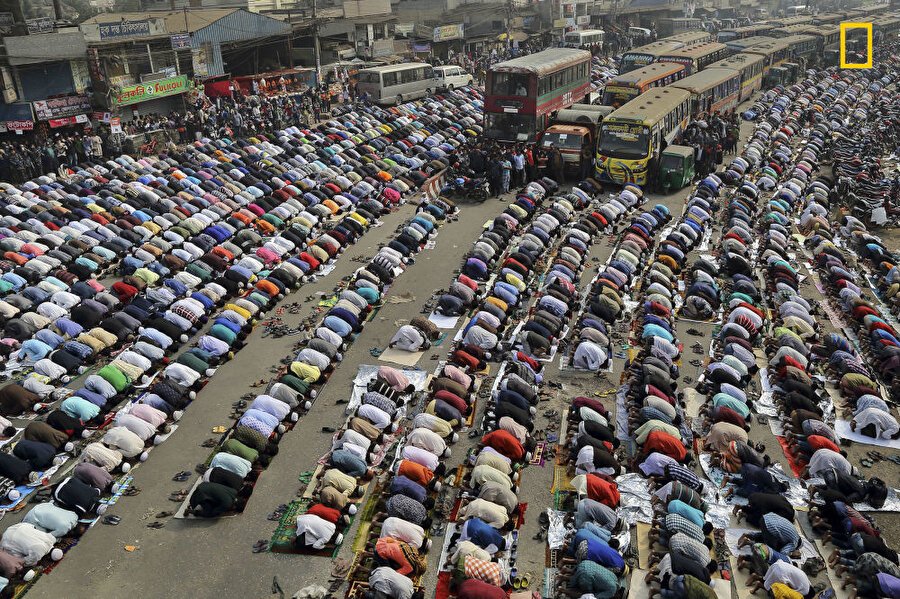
[647,150,660,193]
[550,144,564,184]
[513,146,525,187]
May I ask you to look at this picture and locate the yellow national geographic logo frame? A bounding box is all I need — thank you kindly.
[840,22,873,69]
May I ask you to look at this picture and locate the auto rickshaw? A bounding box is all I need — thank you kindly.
[659,145,695,191]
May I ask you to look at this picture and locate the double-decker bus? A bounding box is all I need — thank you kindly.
[672,67,741,116]
[665,31,714,45]
[483,48,591,143]
[595,87,691,185]
[600,62,686,108]
[657,42,729,75]
[705,53,764,102]
[717,24,774,43]
[620,41,685,73]
[724,36,778,55]
[658,17,703,37]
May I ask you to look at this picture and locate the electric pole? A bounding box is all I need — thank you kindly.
[312,0,321,84]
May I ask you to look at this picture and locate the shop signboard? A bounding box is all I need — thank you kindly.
[98,19,150,40]
[110,117,122,134]
[113,75,190,107]
[48,115,87,127]
[6,120,34,131]
[0,12,14,34]
[433,23,464,42]
[33,95,92,120]
[395,23,414,36]
[26,17,52,34]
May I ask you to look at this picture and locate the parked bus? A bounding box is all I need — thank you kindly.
[356,63,435,105]
[812,12,844,24]
[717,24,773,43]
[725,36,778,55]
[665,30,714,45]
[658,42,729,75]
[483,48,591,143]
[744,38,794,74]
[658,17,703,37]
[876,16,900,42]
[595,87,691,185]
[784,5,808,17]
[620,40,685,73]
[705,53,764,102]
[771,24,813,38]
[671,67,741,116]
[565,29,605,47]
[601,62,687,108]
[781,34,819,64]
[770,15,813,27]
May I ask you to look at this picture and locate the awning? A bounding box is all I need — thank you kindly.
[497,31,529,42]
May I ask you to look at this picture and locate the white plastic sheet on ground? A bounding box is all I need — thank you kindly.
[347,364,430,412]
[614,472,654,525]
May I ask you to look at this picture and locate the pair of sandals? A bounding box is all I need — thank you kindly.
[510,571,533,590]
[173,471,192,482]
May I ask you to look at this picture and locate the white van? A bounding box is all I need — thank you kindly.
[433,65,474,91]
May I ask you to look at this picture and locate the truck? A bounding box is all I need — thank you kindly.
[537,106,613,180]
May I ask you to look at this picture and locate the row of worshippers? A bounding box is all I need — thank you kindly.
[569,184,671,370]
[628,168,729,599]
[440,355,544,598]
[355,364,465,599]
[435,180,554,358]
[190,196,456,518]
[514,183,602,362]
[287,196,458,542]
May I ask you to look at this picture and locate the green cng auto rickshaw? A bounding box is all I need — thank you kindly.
[660,145,695,191]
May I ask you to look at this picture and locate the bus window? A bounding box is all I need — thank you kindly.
[485,113,535,140]
[383,72,398,87]
[491,73,529,96]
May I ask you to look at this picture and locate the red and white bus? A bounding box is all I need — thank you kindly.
[483,48,592,143]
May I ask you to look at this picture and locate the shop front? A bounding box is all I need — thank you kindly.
[112,75,192,119]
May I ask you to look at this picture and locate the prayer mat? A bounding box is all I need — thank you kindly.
[529,442,546,466]
[776,436,805,478]
[268,497,350,557]
[834,419,900,449]
[814,539,852,599]
[377,347,425,367]
[636,522,653,570]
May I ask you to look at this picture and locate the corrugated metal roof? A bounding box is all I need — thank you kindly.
[83,8,288,37]
[6,32,87,66]
[491,48,591,76]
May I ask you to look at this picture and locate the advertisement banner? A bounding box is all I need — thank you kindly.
[192,45,209,78]
[171,33,190,49]
[110,117,122,134]
[92,111,112,122]
[0,12,14,34]
[395,23,414,36]
[411,43,431,52]
[433,23,464,42]
[98,19,150,40]
[552,18,567,28]
[6,120,34,131]
[113,75,190,107]
[49,116,85,128]
[33,95,92,120]
[576,15,590,24]
[70,61,92,94]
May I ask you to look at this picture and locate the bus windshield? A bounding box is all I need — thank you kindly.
[490,72,529,96]
[598,123,649,159]
[602,86,638,107]
[485,113,535,141]
[541,132,583,149]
